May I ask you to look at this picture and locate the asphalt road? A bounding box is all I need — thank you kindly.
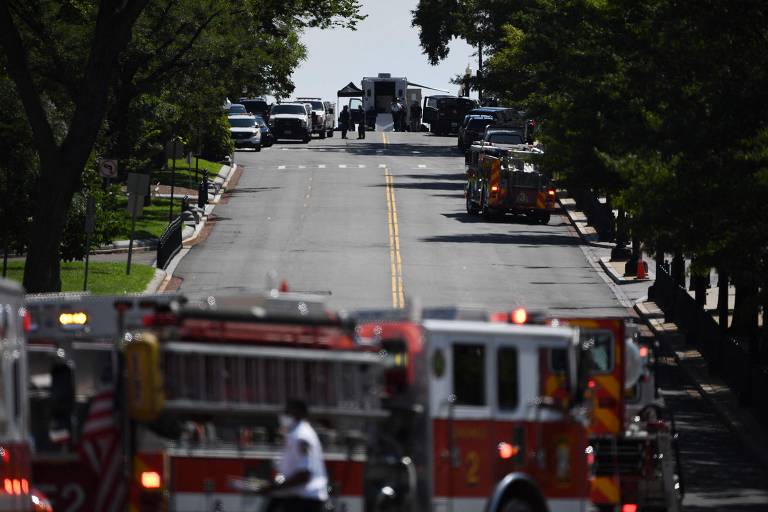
[175,131,627,316]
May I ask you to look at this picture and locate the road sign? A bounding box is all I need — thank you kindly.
[165,139,185,160]
[127,194,144,217]
[98,159,118,178]
[127,173,150,196]
[84,196,96,235]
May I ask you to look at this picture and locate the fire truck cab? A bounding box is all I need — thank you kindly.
[358,317,592,512]
[465,144,556,224]
[0,279,34,511]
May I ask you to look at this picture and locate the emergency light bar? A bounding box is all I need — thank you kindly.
[58,312,88,327]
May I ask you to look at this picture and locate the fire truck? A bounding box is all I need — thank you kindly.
[505,313,682,512]
[464,143,556,224]
[122,292,389,512]
[353,308,594,512]
[0,279,36,511]
[23,293,176,512]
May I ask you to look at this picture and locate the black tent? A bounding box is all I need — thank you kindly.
[337,82,363,97]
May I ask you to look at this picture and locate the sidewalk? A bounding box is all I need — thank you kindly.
[559,190,768,471]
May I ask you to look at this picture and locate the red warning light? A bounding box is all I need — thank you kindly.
[511,308,528,324]
[497,442,519,459]
[639,346,649,358]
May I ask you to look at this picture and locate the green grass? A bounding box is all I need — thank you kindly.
[3,261,155,294]
[153,157,222,189]
[114,197,186,240]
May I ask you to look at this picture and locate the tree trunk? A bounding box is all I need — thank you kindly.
[22,149,78,292]
[671,251,685,288]
[731,275,759,338]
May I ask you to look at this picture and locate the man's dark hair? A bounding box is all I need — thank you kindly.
[286,399,309,418]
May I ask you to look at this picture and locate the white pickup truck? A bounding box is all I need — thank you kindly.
[269,103,312,143]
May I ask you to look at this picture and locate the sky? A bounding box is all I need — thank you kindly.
[289,0,478,105]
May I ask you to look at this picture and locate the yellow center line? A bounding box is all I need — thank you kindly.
[384,168,404,308]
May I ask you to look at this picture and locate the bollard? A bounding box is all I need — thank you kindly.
[182,195,190,213]
[197,172,208,209]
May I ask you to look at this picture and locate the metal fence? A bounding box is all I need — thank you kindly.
[651,266,765,411]
[157,215,183,269]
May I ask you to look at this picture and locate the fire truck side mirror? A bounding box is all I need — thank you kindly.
[124,333,165,422]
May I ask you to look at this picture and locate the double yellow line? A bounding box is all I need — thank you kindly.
[384,167,405,309]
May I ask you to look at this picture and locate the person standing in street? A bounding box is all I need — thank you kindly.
[258,400,329,512]
[410,101,422,132]
[357,106,366,139]
[390,97,402,132]
[339,105,351,139]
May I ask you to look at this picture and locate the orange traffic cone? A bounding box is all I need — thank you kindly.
[636,258,647,280]
[279,280,289,293]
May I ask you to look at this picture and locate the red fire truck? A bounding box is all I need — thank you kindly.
[503,314,681,512]
[24,293,176,512]
[124,293,389,512]
[465,143,556,224]
[354,310,593,512]
[0,279,38,511]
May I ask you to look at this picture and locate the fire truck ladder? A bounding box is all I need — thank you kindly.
[161,341,388,419]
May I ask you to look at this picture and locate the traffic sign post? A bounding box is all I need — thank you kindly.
[83,196,95,290]
[126,173,150,275]
[166,139,185,222]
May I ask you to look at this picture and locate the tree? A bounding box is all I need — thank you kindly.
[0,0,363,292]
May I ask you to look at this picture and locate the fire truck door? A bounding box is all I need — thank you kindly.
[566,319,625,435]
[429,334,495,509]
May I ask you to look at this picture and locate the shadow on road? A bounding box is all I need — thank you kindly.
[419,232,579,246]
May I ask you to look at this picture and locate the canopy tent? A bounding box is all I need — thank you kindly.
[337,82,363,97]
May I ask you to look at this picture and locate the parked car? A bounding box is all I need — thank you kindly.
[254,115,274,147]
[227,103,247,115]
[269,103,312,143]
[458,115,495,152]
[228,114,261,151]
[422,95,477,135]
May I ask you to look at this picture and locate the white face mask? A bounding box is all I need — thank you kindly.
[278,414,295,432]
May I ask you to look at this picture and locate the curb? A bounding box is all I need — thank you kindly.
[599,256,651,285]
[155,163,239,292]
[634,301,768,470]
[94,163,234,256]
[557,196,615,249]
[143,268,167,293]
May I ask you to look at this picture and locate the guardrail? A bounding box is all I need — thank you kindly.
[651,265,763,407]
[157,215,183,269]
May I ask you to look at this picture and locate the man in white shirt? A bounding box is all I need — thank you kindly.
[259,400,329,512]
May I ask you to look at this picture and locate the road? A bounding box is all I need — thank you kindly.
[176,131,626,316]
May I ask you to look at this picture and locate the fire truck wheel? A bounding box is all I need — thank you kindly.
[536,213,550,224]
[499,498,534,512]
[327,130,334,138]
[320,130,326,139]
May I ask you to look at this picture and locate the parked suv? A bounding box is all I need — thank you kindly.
[240,97,271,120]
[269,103,312,143]
[296,97,332,139]
[228,114,261,151]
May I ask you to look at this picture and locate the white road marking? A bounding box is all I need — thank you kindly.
[278,165,286,170]
[339,164,347,168]
[358,164,366,168]
[418,164,427,168]
[318,164,326,169]
[298,165,306,169]
[378,164,386,168]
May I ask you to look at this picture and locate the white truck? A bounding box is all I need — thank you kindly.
[348,74,409,131]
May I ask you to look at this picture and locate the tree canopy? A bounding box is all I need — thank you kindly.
[0,0,363,292]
